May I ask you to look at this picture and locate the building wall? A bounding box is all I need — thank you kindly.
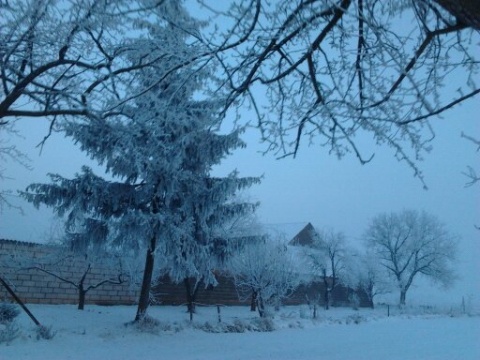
[152,274,245,306]
[153,274,371,308]
[0,239,138,305]
[0,239,370,308]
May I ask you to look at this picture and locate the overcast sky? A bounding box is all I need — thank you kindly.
[0,2,478,307]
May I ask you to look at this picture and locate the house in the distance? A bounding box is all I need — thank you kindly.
[286,222,316,247]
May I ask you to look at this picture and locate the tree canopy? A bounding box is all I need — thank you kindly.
[364,209,457,305]
[1,1,478,184]
[195,0,479,184]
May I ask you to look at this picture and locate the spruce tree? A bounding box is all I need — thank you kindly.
[22,0,259,321]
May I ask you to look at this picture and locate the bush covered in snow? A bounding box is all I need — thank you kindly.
[195,317,275,333]
[126,316,183,334]
[0,322,21,344]
[0,302,20,324]
[36,325,56,340]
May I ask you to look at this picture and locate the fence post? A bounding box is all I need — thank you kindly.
[0,276,41,326]
[387,305,390,317]
[217,305,221,323]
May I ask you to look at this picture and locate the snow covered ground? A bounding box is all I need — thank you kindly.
[1,304,479,360]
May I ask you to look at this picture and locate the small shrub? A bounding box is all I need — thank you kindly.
[199,321,216,333]
[196,317,276,333]
[36,325,56,340]
[0,302,20,324]
[0,322,21,344]
[345,314,363,325]
[225,319,249,333]
[127,316,182,334]
[251,317,275,332]
[196,321,229,333]
[131,316,161,334]
[288,321,304,329]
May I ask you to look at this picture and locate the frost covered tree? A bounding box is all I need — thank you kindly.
[344,251,391,308]
[0,0,194,125]
[2,1,478,186]
[0,0,201,214]
[304,227,347,309]
[3,1,478,171]
[21,0,259,322]
[28,245,127,311]
[162,195,259,317]
[231,238,300,317]
[35,217,129,310]
[364,209,457,305]
[195,0,479,184]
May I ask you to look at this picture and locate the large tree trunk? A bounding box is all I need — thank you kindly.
[135,237,156,322]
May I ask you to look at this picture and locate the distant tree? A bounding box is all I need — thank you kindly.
[364,209,457,305]
[231,238,300,317]
[345,251,392,309]
[305,228,347,309]
[21,1,259,322]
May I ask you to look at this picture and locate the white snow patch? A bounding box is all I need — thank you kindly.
[1,304,479,360]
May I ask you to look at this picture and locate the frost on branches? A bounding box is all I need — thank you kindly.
[2,1,479,186]
[364,209,457,306]
[308,228,347,309]
[230,238,300,318]
[21,0,260,322]
[0,0,202,124]
[196,0,479,185]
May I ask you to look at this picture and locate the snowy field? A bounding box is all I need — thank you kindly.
[1,304,479,360]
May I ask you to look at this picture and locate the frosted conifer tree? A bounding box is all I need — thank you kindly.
[22,0,259,322]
